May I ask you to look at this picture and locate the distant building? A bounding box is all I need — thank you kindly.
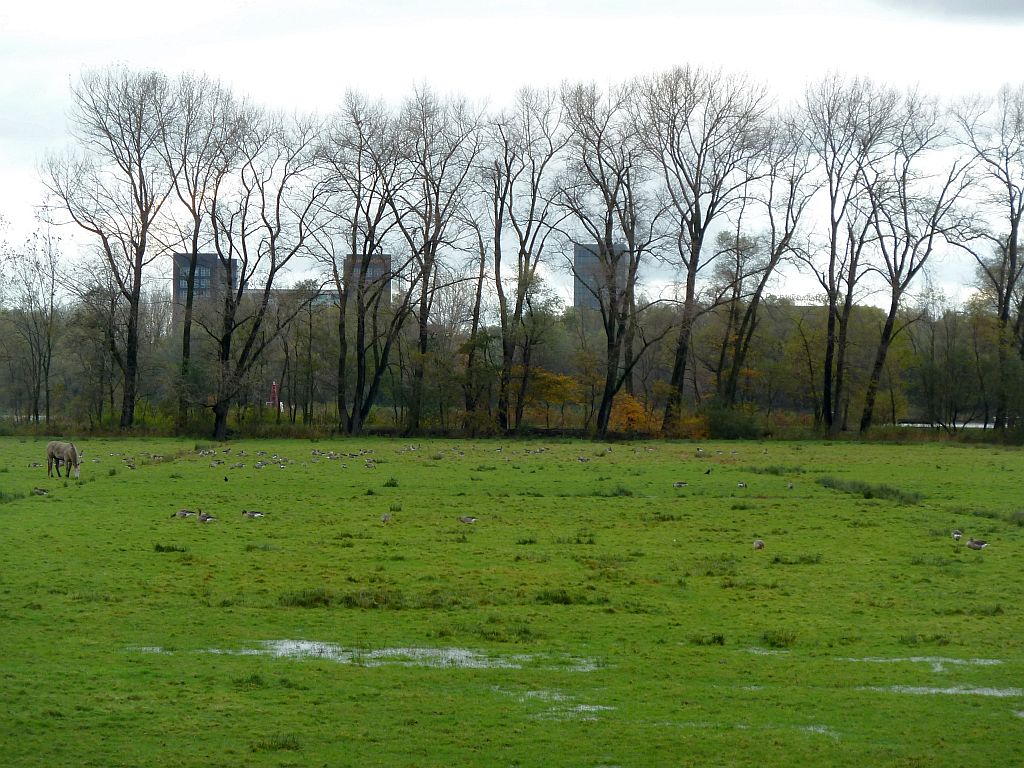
[573,243,629,311]
[346,252,392,305]
[171,252,238,323]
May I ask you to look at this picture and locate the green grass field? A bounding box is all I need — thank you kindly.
[0,436,1021,767]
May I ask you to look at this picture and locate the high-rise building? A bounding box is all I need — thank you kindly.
[346,252,392,305]
[171,253,238,322]
[573,242,629,311]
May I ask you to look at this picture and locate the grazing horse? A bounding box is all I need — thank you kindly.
[46,441,82,479]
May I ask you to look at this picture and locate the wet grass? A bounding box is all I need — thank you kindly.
[0,436,1022,766]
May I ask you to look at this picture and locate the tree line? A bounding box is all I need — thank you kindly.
[1,65,1023,440]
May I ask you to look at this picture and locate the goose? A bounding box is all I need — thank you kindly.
[951,529,963,541]
[198,510,216,523]
[242,509,264,519]
[172,508,195,518]
[753,539,765,550]
[737,481,747,488]
[380,513,392,524]
[673,481,688,488]
[458,515,478,524]
[966,538,987,550]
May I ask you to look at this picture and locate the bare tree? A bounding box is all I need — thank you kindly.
[203,109,331,439]
[160,73,248,430]
[7,229,63,423]
[42,66,176,428]
[719,112,820,407]
[632,65,769,430]
[485,87,569,432]
[559,81,667,437]
[803,74,898,433]
[318,91,417,435]
[859,91,972,432]
[951,84,1024,429]
[390,86,484,433]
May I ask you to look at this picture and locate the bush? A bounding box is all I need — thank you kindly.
[705,403,762,440]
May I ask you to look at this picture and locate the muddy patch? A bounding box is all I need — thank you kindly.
[132,640,600,672]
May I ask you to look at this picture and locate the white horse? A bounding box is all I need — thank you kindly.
[46,441,82,479]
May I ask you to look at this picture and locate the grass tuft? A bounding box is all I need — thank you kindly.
[690,633,726,646]
[898,633,950,646]
[339,587,407,610]
[817,476,923,504]
[278,586,332,608]
[697,554,738,577]
[153,543,187,553]
[234,673,268,689]
[536,588,585,605]
[760,628,797,648]
[771,553,822,566]
[251,734,301,753]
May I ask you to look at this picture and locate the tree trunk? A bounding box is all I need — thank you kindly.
[213,400,230,441]
[859,295,900,433]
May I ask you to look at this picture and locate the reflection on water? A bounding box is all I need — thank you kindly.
[130,640,600,671]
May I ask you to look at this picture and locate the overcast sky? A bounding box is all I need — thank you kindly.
[2,0,1022,299]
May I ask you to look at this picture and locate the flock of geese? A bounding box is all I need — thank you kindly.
[162,445,995,553]
[171,508,264,523]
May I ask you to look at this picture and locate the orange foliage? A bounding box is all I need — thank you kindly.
[609,393,655,434]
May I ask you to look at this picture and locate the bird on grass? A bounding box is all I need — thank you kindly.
[966,538,988,550]
[242,510,264,519]
[380,513,392,524]
[704,468,712,475]
[673,481,688,488]
[172,508,196,518]
[198,510,216,523]
[951,529,963,541]
[458,516,478,524]
[753,539,765,550]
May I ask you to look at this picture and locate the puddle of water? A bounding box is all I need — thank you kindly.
[131,640,599,672]
[862,685,1023,698]
[496,687,614,722]
[841,656,1003,673]
[516,689,571,703]
[674,720,840,738]
[744,647,790,656]
[801,725,840,740]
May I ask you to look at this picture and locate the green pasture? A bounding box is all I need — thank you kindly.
[0,436,1021,766]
